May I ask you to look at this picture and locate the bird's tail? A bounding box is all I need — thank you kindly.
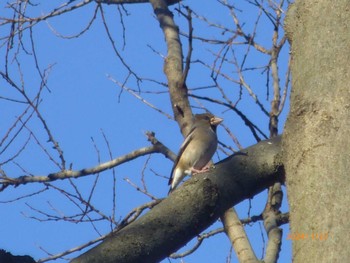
[168,168,184,195]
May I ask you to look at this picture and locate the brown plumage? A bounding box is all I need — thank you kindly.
[168,113,223,193]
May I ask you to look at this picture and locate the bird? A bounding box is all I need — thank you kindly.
[168,113,223,193]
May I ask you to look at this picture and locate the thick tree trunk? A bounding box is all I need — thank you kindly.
[283,1,350,262]
[71,137,283,263]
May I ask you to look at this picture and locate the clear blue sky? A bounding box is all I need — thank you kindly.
[0,1,291,262]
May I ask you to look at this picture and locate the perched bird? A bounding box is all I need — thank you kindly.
[168,113,223,193]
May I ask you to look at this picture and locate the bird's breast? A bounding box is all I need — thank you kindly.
[183,131,217,170]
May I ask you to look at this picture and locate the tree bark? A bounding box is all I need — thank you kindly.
[0,250,35,263]
[71,136,283,263]
[149,0,194,136]
[283,1,350,262]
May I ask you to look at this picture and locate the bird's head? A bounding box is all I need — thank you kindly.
[193,113,223,130]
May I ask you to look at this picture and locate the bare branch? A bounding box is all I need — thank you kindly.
[100,130,118,226]
[277,54,291,115]
[149,0,193,136]
[96,0,181,5]
[99,5,142,84]
[222,208,258,263]
[0,145,162,189]
[0,71,66,169]
[1,0,94,36]
[45,4,99,39]
[189,93,268,141]
[170,228,223,258]
[37,233,106,263]
[171,210,289,259]
[176,6,193,86]
[109,76,174,120]
[124,178,158,200]
[145,131,177,161]
[0,187,48,204]
[263,183,283,263]
[221,0,270,54]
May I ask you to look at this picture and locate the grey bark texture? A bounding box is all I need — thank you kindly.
[283,1,350,262]
[71,136,283,263]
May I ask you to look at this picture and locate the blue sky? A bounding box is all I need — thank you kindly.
[0,1,291,262]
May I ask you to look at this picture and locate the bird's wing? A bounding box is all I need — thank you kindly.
[168,126,196,185]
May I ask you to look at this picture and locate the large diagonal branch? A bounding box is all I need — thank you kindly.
[71,136,284,263]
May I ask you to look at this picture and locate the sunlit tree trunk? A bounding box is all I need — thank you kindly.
[283,1,350,262]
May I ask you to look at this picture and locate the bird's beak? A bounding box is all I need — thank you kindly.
[210,116,223,126]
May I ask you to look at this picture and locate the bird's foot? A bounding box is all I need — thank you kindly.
[191,165,213,175]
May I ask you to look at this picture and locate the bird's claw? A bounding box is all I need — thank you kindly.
[191,165,212,175]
